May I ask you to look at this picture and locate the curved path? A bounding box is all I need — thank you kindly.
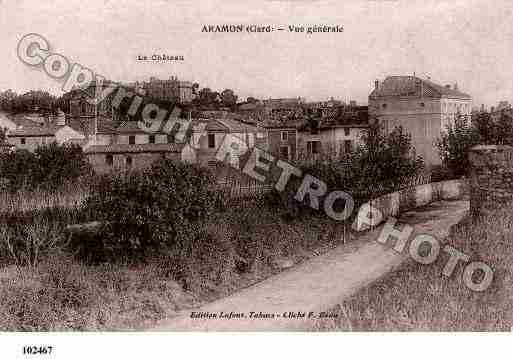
[152,200,469,331]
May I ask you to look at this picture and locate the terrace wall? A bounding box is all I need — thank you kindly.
[468,145,513,217]
[355,179,468,231]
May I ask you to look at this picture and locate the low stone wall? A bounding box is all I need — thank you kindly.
[469,145,513,217]
[356,179,468,231]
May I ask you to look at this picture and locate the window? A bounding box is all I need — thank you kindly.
[281,131,289,142]
[208,133,216,148]
[382,103,387,109]
[306,141,321,155]
[149,135,155,144]
[344,140,353,154]
[420,102,425,107]
[126,156,132,167]
[167,134,175,144]
[129,135,136,145]
[280,145,290,160]
[106,154,113,166]
[344,128,350,136]
[382,119,389,134]
[425,120,431,137]
[20,138,26,145]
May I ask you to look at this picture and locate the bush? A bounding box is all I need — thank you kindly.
[82,159,217,263]
[0,142,92,191]
[436,115,480,178]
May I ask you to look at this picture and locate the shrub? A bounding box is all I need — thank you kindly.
[81,159,217,263]
[0,219,65,268]
[0,143,92,191]
[436,115,480,178]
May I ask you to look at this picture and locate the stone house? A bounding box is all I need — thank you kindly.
[84,143,195,173]
[6,111,85,152]
[369,76,472,166]
[260,120,298,161]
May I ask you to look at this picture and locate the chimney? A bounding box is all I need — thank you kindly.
[374,80,379,90]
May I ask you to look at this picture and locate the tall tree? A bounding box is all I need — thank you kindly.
[436,114,480,178]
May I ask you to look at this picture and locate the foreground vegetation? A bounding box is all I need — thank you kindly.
[0,124,428,330]
[318,203,513,331]
[0,201,348,330]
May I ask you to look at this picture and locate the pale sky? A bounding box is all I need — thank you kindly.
[1,0,512,106]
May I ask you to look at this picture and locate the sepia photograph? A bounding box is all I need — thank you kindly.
[0,0,512,357]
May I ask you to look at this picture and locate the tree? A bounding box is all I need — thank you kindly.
[473,111,495,145]
[82,159,217,262]
[495,110,513,146]
[220,89,238,108]
[0,127,6,143]
[348,123,425,200]
[192,83,199,95]
[34,142,92,188]
[436,114,480,178]
[196,87,220,108]
[265,122,425,220]
[0,143,91,191]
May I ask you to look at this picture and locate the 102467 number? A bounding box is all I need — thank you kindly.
[23,346,53,355]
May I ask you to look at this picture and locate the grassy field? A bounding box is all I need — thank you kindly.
[316,203,513,331]
[0,189,349,330]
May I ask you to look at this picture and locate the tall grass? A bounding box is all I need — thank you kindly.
[0,255,198,330]
[0,182,89,215]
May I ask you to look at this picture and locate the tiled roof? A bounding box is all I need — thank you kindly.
[66,116,117,135]
[7,114,46,128]
[370,76,471,100]
[84,143,186,154]
[9,125,60,137]
[191,119,228,132]
[214,118,262,133]
[260,119,301,129]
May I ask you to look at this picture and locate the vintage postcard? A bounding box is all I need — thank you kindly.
[0,0,511,357]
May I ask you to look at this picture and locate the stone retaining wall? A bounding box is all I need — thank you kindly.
[356,179,468,231]
[469,145,513,217]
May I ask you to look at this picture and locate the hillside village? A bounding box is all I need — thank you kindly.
[0,74,480,174]
[2,71,513,333]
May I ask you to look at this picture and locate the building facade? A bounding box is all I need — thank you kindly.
[7,125,85,152]
[369,76,472,165]
[132,76,194,103]
[297,124,367,160]
[261,121,298,161]
[84,143,195,173]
